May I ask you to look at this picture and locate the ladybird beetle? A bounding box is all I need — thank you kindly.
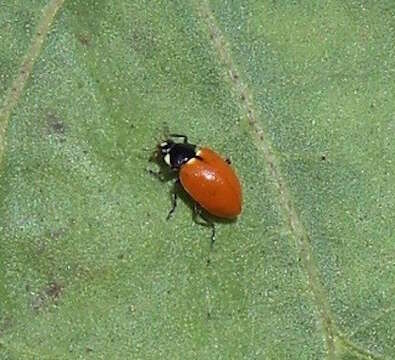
[156,134,242,243]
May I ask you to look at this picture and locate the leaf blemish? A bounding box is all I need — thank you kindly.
[46,111,66,140]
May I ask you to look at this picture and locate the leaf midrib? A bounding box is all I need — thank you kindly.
[197,1,385,359]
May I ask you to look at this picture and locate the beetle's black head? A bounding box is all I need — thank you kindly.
[159,139,197,170]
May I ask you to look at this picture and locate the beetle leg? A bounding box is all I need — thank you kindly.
[147,168,166,182]
[193,204,216,247]
[166,180,180,220]
[225,157,231,164]
[169,134,188,143]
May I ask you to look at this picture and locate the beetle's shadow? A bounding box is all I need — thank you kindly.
[149,152,236,226]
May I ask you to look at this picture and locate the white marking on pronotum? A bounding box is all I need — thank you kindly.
[164,153,171,166]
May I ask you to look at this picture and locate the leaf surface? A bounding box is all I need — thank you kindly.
[1,1,394,359]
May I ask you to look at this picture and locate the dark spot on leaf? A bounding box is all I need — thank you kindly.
[77,32,92,46]
[321,155,327,161]
[50,120,65,135]
[45,281,63,299]
[46,111,66,141]
[31,281,64,312]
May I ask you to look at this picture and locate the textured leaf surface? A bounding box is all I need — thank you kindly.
[1,1,394,359]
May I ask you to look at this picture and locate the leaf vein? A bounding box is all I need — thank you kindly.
[197,1,337,357]
[0,0,65,167]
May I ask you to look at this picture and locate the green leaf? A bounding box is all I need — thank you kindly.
[1,1,394,358]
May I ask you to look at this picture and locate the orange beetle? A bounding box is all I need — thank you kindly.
[157,134,242,243]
